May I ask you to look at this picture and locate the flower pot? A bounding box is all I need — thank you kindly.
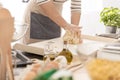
[116,27,120,34]
[105,26,116,34]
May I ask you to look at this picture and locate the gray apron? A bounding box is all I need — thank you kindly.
[30,12,61,39]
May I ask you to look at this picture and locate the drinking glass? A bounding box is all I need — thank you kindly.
[44,41,57,62]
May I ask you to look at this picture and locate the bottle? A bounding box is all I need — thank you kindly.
[59,41,73,65]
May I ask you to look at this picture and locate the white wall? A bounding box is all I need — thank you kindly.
[103,0,120,8]
[80,0,104,35]
[0,0,27,22]
[81,0,120,35]
[63,0,104,35]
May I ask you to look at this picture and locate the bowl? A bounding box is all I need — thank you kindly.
[12,22,29,42]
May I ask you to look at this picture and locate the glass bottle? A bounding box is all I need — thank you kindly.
[59,41,73,65]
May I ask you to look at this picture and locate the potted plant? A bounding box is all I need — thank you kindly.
[100,7,120,34]
[116,14,120,34]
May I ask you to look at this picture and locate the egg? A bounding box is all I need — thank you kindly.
[31,63,41,74]
[23,71,36,80]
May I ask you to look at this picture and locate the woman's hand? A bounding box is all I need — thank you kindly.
[63,24,83,44]
[64,24,82,33]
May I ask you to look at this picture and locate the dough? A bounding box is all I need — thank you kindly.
[63,30,82,44]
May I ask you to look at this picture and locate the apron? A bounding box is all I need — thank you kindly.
[30,12,61,39]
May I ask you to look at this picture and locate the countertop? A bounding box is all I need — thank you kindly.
[14,37,109,80]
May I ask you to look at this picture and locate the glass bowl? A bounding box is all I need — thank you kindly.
[12,22,29,42]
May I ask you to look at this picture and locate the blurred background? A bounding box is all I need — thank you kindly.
[1,0,120,36]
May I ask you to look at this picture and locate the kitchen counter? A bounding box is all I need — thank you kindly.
[27,37,106,55]
[27,38,106,80]
[14,37,112,80]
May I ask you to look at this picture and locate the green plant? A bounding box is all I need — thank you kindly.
[100,7,120,27]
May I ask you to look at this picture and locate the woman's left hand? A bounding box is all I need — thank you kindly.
[64,23,82,33]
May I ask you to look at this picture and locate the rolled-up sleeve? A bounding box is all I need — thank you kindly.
[36,0,50,5]
[71,0,81,12]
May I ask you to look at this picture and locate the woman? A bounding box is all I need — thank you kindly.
[0,3,14,80]
[23,0,81,44]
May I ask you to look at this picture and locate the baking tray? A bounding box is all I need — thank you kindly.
[12,50,33,67]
